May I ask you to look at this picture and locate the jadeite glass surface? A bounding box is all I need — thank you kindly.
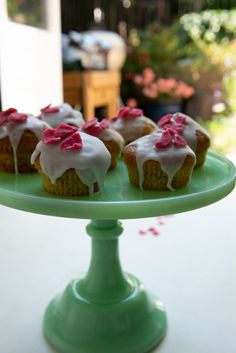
[0,151,235,353]
[0,151,235,219]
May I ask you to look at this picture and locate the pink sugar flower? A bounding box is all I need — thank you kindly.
[60,132,83,151]
[8,112,27,123]
[40,104,60,114]
[82,118,109,137]
[117,107,143,119]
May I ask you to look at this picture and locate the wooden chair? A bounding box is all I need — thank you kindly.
[63,71,121,120]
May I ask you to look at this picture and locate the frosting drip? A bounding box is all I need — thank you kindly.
[39,103,84,128]
[127,132,196,190]
[31,132,111,194]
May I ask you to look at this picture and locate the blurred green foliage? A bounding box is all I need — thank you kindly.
[7,0,46,28]
[122,9,236,154]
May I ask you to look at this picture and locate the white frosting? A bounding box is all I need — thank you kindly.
[98,127,124,152]
[172,113,210,151]
[40,103,84,128]
[0,125,8,139]
[0,115,49,173]
[126,132,196,190]
[31,132,111,194]
[111,115,156,143]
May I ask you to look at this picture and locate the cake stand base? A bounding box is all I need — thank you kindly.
[43,274,167,353]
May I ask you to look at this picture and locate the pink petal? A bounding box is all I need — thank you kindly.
[175,114,186,125]
[164,126,176,136]
[1,107,17,117]
[118,107,131,118]
[8,112,28,123]
[54,123,78,138]
[82,118,98,130]
[40,104,60,114]
[174,134,187,147]
[100,118,110,129]
[60,132,83,151]
[129,108,143,117]
[118,107,143,119]
[43,128,61,144]
[155,130,172,149]
[158,114,173,127]
[172,122,185,133]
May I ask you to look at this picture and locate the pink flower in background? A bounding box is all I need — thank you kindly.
[130,68,195,102]
[175,81,195,99]
[142,87,158,99]
[142,67,156,85]
[126,98,138,108]
[134,75,143,85]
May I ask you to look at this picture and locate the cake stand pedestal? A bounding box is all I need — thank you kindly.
[0,151,235,353]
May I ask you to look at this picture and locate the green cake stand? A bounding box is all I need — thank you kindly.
[0,151,235,353]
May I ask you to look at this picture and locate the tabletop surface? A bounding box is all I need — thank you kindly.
[1,155,236,353]
[0,150,235,219]
[1,181,236,353]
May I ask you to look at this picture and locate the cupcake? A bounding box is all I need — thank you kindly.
[157,112,210,167]
[111,107,156,144]
[81,118,124,169]
[123,128,196,191]
[38,103,84,129]
[31,123,111,196]
[0,107,49,173]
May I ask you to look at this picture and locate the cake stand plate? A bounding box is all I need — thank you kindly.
[0,151,235,219]
[0,151,235,353]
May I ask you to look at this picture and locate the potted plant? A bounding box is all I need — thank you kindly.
[131,67,195,120]
[121,24,195,121]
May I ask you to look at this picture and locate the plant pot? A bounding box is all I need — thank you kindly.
[142,101,183,123]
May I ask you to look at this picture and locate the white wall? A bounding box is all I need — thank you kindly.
[0,0,63,115]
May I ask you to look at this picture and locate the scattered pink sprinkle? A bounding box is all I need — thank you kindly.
[40,104,60,114]
[158,220,165,225]
[148,227,160,236]
[60,132,83,151]
[139,230,147,235]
